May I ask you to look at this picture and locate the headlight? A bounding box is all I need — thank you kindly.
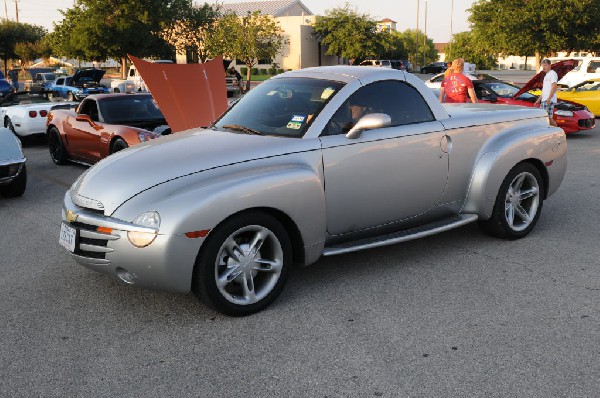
[138,131,158,142]
[128,211,160,248]
[555,110,573,117]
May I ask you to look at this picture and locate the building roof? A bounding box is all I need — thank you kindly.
[434,43,449,52]
[222,0,313,17]
[378,18,397,23]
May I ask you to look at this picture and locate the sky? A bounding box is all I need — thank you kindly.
[5,0,475,43]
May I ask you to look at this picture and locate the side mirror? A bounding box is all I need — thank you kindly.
[75,114,94,125]
[346,113,391,139]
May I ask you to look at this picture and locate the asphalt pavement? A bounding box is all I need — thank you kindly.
[0,110,598,397]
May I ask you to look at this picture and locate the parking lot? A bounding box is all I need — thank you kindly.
[1,113,599,397]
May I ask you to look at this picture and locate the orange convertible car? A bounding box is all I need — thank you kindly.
[47,93,168,165]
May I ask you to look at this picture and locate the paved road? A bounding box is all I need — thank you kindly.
[1,123,599,397]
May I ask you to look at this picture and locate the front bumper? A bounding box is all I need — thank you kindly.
[555,110,595,133]
[0,159,25,185]
[61,191,202,293]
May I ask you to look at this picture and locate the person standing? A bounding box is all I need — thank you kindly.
[438,58,477,104]
[534,59,558,127]
[443,61,453,77]
[8,65,19,91]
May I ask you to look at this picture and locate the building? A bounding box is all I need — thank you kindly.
[377,18,397,32]
[180,0,340,70]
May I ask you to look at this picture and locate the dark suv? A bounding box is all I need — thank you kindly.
[421,62,448,74]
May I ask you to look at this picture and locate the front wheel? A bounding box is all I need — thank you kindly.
[110,138,128,154]
[47,127,68,165]
[479,163,544,239]
[192,211,291,316]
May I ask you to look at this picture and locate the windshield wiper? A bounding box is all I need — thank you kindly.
[221,124,263,135]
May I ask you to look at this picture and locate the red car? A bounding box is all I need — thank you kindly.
[474,80,595,133]
[46,93,169,165]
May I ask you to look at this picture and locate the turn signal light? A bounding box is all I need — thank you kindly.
[97,227,113,234]
[185,230,211,238]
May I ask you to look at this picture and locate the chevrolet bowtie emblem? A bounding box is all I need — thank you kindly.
[66,210,78,223]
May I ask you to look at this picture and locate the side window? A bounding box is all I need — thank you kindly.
[129,68,136,77]
[56,78,64,85]
[587,61,600,73]
[78,100,99,121]
[322,81,435,136]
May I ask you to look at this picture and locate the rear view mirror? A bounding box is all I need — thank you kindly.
[346,113,391,139]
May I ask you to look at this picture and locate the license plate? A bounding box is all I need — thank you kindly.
[59,222,77,253]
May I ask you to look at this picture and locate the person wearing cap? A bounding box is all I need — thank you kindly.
[439,58,477,104]
[534,59,558,127]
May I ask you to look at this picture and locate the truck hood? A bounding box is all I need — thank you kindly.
[71,128,320,215]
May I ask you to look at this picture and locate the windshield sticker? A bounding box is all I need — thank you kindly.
[286,121,302,130]
[321,88,335,100]
[291,114,306,123]
[266,90,278,96]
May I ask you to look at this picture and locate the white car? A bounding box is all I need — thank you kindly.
[558,57,600,87]
[1,98,77,137]
[424,71,499,89]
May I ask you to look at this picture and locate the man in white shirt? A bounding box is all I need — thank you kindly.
[534,59,558,127]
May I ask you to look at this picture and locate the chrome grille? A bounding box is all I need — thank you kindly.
[71,221,119,260]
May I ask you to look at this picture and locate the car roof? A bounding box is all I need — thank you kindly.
[272,65,406,83]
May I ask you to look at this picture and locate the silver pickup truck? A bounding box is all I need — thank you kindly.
[59,66,567,315]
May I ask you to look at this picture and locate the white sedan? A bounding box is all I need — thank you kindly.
[1,99,77,137]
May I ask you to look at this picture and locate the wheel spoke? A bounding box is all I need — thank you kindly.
[515,204,531,223]
[248,230,266,255]
[506,203,515,227]
[241,273,257,302]
[518,187,538,201]
[253,258,282,272]
[217,265,242,288]
[224,238,243,262]
[513,174,526,191]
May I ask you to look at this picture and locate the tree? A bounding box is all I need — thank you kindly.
[445,31,497,70]
[161,3,220,63]
[51,0,195,77]
[396,29,437,68]
[376,31,408,60]
[0,20,46,75]
[469,0,600,66]
[311,3,379,64]
[207,11,286,91]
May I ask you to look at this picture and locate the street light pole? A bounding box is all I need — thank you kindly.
[449,0,454,56]
[416,0,420,69]
[423,0,428,67]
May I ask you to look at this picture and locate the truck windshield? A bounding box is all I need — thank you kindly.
[214,77,345,138]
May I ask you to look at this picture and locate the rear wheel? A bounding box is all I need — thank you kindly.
[110,138,128,154]
[47,127,68,165]
[0,164,26,197]
[192,211,291,316]
[479,163,544,239]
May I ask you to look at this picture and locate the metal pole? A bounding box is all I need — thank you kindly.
[4,0,8,20]
[14,0,18,22]
[423,0,428,67]
[449,0,454,57]
[416,0,419,69]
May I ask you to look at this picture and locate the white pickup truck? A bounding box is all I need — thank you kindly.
[111,60,173,93]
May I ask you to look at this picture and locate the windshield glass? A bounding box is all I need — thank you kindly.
[99,95,165,124]
[42,73,56,81]
[214,77,345,137]
[483,81,537,100]
[574,80,600,91]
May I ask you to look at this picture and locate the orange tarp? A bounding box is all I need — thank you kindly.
[129,55,228,133]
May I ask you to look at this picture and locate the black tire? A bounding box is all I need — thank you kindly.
[110,138,128,154]
[47,126,68,165]
[479,162,544,239]
[67,92,75,102]
[1,164,27,198]
[192,211,292,316]
[4,117,16,134]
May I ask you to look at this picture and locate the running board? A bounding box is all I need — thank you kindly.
[322,214,479,256]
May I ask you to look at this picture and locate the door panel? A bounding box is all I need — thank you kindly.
[321,121,448,235]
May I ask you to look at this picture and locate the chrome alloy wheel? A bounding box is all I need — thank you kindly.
[215,225,284,305]
[504,171,540,232]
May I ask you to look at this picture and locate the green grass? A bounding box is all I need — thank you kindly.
[247,74,271,82]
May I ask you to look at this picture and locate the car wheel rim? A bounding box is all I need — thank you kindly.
[504,171,540,232]
[215,225,284,306]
